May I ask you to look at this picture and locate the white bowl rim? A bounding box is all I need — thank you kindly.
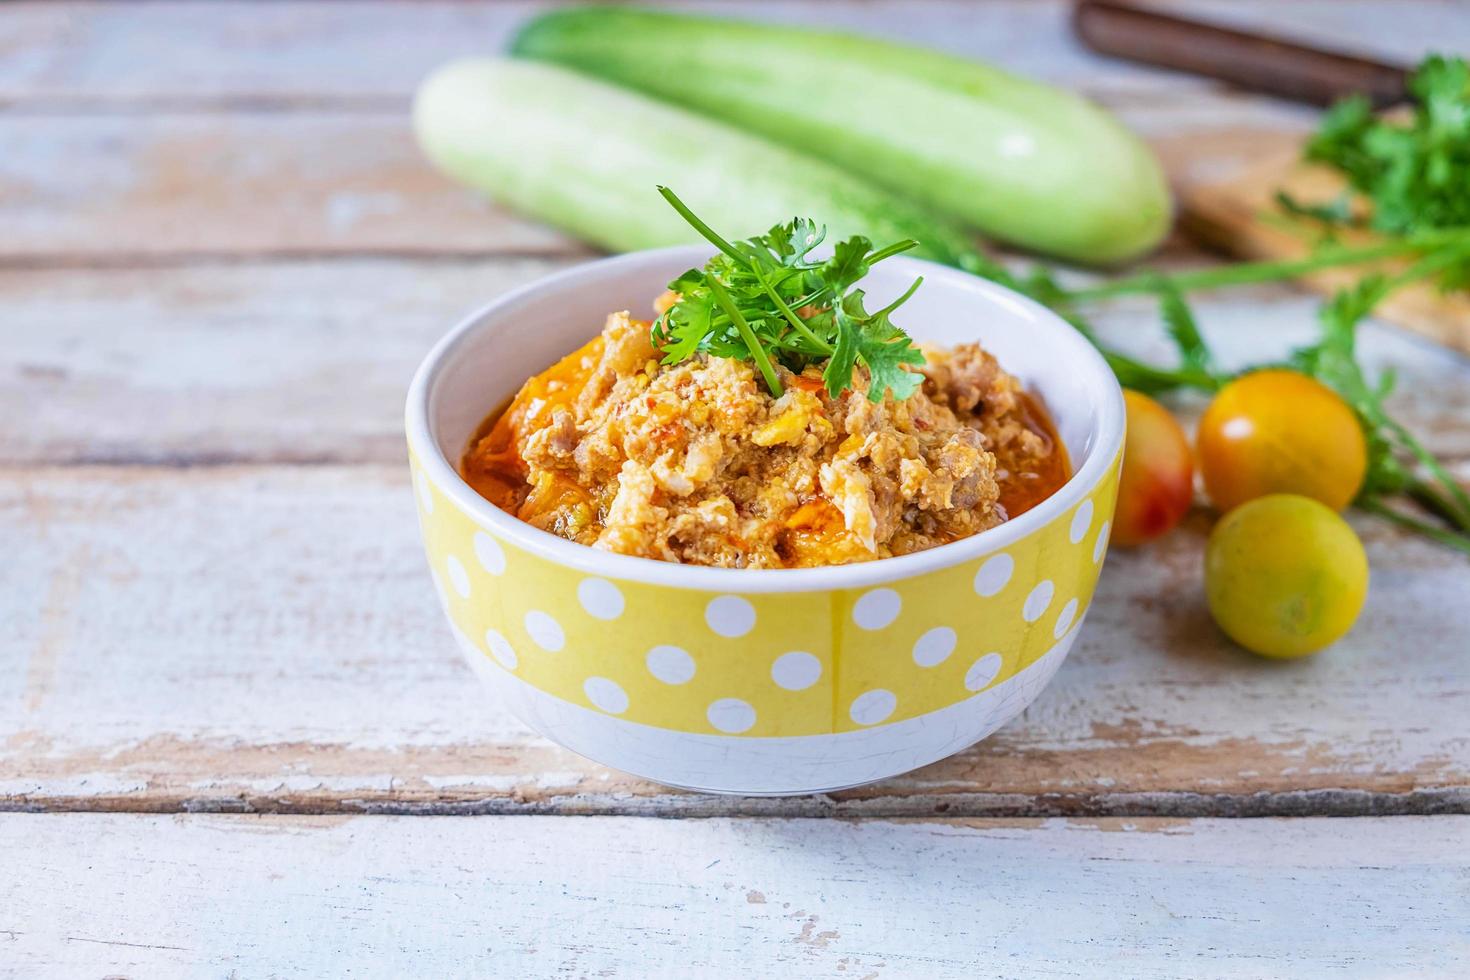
[406,245,1125,594]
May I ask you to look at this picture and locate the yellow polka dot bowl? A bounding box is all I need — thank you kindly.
[406,246,1124,796]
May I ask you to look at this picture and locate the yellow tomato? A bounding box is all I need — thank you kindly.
[1205,494,1369,658]
[1198,369,1367,513]
[1113,389,1194,547]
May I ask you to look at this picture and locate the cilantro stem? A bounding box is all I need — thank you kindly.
[797,241,920,308]
[657,186,750,268]
[866,240,921,264]
[1062,228,1470,302]
[659,185,833,357]
[1358,497,1470,556]
[870,276,923,320]
[706,275,783,397]
[1391,420,1470,529]
[756,271,833,354]
[1407,477,1470,534]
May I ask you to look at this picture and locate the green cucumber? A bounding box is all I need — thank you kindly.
[511,7,1172,264]
[413,59,981,266]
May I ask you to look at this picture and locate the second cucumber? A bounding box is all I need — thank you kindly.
[512,6,1172,264]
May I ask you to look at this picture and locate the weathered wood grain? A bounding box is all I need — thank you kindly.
[4,258,1467,466]
[4,813,1467,977]
[0,114,584,260]
[1175,126,1470,353]
[0,1,1327,261]
[4,464,1467,816]
[0,0,1452,263]
[0,106,1313,262]
[4,1,1454,105]
[0,258,576,464]
[0,2,1305,103]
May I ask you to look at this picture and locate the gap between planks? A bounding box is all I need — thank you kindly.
[6,786,1470,820]
[0,248,598,270]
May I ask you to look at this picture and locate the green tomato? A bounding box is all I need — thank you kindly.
[1205,494,1369,658]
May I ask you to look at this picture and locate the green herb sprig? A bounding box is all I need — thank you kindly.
[653,186,926,401]
[1279,54,1470,236]
[963,236,1470,555]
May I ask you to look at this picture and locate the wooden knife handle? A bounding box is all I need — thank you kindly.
[1073,0,1410,107]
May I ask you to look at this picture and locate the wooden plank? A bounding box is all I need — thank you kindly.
[3,813,1467,976]
[0,114,583,260]
[4,464,1467,816]
[0,0,1223,107]
[2,1,1454,105]
[0,258,576,464]
[2,2,1458,262]
[0,2,1323,262]
[3,258,1467,466]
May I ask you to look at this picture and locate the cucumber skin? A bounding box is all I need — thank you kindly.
[414,60,982,268]
[511,7,1172,264]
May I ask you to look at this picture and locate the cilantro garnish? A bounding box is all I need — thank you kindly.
[1279,54,1470,236]
[962,236,1470,556]
[652,186,926,401]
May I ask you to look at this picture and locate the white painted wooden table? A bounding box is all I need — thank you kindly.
[3,2,1468,976]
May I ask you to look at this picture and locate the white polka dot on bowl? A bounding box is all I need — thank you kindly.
[583,677,629,715]
[973,553,1014,597]
[473,531,505,575]
[1070,499,1094,544]
[849,689,897,726]
[1053,598,1080,639]
[852,589,901,630]
[577,578,624,620]
[707,698,756,734]
[524,610,565,652]
[1093,521,1111,564]
[705,596,756,638]
[770,651,822,691]
[965,653,1004,692]
[445,556,471,599]
[912,627,957,668]
[485,629,518,670]
[646,645,696,685]
[1022,580,1055,623]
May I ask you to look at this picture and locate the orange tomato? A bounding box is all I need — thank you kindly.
[1113,389,1195,547]
[1197,370,1367,513]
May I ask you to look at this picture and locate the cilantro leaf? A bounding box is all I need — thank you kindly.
[819,237,873,296]
[1157,279,1220,385]
[843,290,927,402]
[1294,54,1470,236]
[654,186,923,399]
[961,228,1470,555]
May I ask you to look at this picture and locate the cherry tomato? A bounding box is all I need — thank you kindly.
[1205,494,1368,658]
[1113,389,1195,547]
[1198,370,1367,513]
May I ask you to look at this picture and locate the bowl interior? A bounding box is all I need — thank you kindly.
[426,246,1116,486]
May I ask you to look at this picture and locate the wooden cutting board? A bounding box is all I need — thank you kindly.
[1176,131,1470,355]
